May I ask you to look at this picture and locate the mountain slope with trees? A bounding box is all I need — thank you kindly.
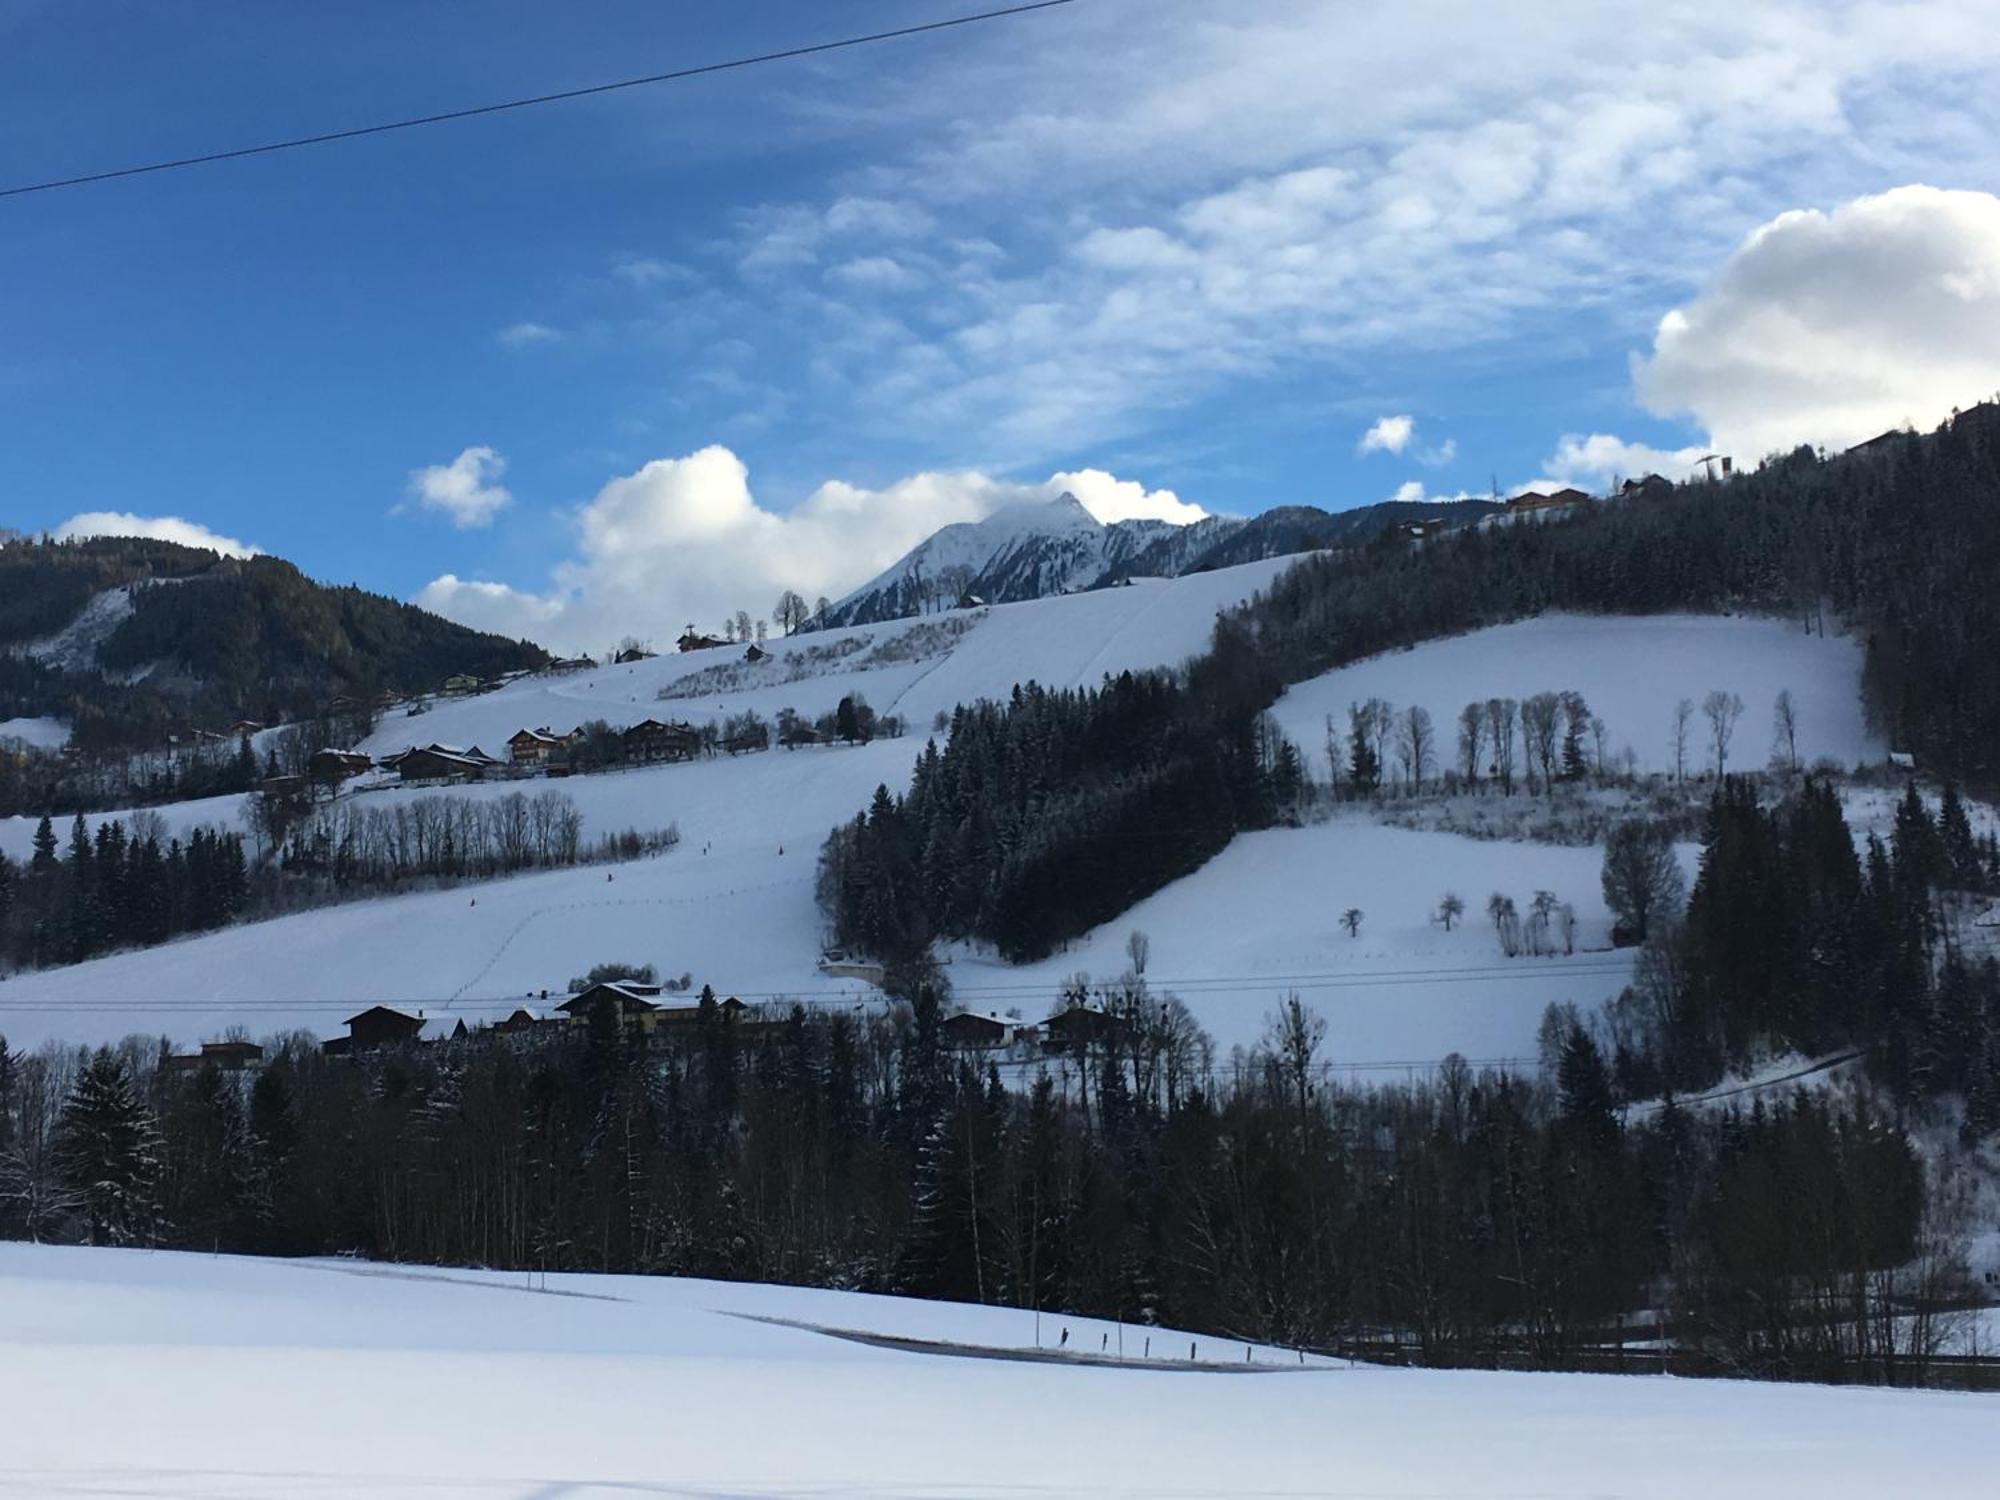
[0,535,548,753]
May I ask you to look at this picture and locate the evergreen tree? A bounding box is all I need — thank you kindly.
[56,1049,162,1246]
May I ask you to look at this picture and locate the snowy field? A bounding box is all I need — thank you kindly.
[0,802,1648,1064]
[0,598,1859,1064]
[0,715,68,750]
[1270,613,1882,779]
[0,1243,1992,1499]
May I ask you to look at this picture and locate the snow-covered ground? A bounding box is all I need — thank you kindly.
[366,555,1303,761]
[0,715,67,749]
[0,597,1866,1063]
[0,791,1650,1062]
[0,1243,1991,1499]
[1270,613,1882,779]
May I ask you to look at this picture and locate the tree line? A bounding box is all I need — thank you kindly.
[0,965,1972,1385]
[1243,410,2000,788]
[0,790,677,975]
[1607,778,2000,1109]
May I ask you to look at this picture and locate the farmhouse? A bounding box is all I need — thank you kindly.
[163,1039,266,1074]
[677,628,728,653]
[325,1005,425,1054]
[308,748,373,785]
[1618,473,1674,501]
[622,718,701,763]
[441,674,481,696]
[507,727,567,766]
[1505,487,1592,518]
[383,743,501,783]
[940,1011,1007,1050]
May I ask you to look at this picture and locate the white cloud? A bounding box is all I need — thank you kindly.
[699,1,2000,454]
[610,256,686,289]
[497,321,562,348]
[1533,434,1711,492]
[407,447,512,529]
[1049,469,1207,524]
[1388,480,1427,503]
[52,512,260,558]
[1635,185,2000,458]
[411,576,565,640]
[415,447,1202,654]
[1418,438,1457,468]
[1358,415,1415,455]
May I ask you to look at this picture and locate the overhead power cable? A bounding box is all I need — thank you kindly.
[0,0,1079,200]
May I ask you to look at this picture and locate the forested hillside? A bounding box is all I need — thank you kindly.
[0,536,547,754]
[820,407,2000,981]
[1244,410,2000,782]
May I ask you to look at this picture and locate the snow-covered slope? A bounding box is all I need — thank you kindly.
[820,493,1508,629]
[1270,613,1881,779]
[0,601,1890,1065]
[1,1243,1989,1499]
[15,582,141,671]
[0,715,68,749]
[820,492,1180,627]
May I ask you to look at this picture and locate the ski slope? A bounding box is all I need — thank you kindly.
[0,1243,1990,1499]
[0,599,1877,1064]
[1270,613,1882,779]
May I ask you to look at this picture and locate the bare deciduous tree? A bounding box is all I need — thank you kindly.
[1486,697,1518,794]
[773,590,810,635]
[1672,698,1694,782]
[1703,689,1745,777]
[1438,892,1465,931]
[1521,692,1563,793]
[1264,992,1327,1129]
[1458,702,1486,786]
[1396,705,1435,791]
[1772,688,1799,772]
[1340,908,1364,939]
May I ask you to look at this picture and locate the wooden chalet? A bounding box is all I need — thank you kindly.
[556,981,666,1031]
[744,643,769,663]
[622,718,701,763]
[441,673,481,696]
[940,1011,1008,1050]
[308,748,374,784]
[1505,487,1592,518]
[383,743,501,783]
[548,656,596,673]
[1617,473,1674,501]
[676,628,727,653]
[326,1005,425,1054]
[507,727,567,766]
[223,719,265,738]
[614,645,658,664]
[163,1039,266,1074]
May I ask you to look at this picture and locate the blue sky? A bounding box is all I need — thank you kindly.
[7,0,2000,652]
